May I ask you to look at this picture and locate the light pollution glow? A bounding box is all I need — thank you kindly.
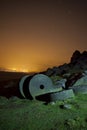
[0,0,87,72]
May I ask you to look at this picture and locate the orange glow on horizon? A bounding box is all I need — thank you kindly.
[7,65,40,73]
[11,68,17,72]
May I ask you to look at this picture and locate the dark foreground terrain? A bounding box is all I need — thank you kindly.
[0,71,87,130]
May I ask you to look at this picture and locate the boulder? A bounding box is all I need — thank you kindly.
[66,72,82,88]
[82,70,87,76]
[70,50,81,64]
[72,85,87,94]
[72,75,87,86]
[70,50,87,71]
[29,74,62,99]
[50,89,75,101]
[55,78,67,89]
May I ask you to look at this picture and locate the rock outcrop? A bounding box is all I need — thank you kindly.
[44,50,87,76]
[42,50,87,98]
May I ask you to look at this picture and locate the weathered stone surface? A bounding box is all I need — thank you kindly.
[55,78,67,89]
[65,72,83,88]
[72,85,87,94]
[29,74,62,99]
[82,70,87,76]
[19,75,30,98]
[50,89,75,101]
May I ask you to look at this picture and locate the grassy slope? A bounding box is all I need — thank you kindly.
[0,94,87,130]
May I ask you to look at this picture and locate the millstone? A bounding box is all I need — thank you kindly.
[19,75,30,98]
[19,74,62,100]
[50,89,75,101]
[19,75,33,99]
[29,74,62,99]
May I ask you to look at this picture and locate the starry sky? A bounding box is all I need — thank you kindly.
[0,0,87,72]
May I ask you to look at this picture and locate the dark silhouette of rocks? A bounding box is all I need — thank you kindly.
[70,50,81,64]
[44,50,87,76]
[69,50,87,71]
[43,50,87,92]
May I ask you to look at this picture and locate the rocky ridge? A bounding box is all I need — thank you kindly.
[41,50,87,100]
[44,50,87,76]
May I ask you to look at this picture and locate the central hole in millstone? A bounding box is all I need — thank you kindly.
[40,85,44,89]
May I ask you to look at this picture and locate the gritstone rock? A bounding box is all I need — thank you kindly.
[72,85,87,94]
[70,50,81,64]
[82,70,87,76]
[29,74,62,99]
[44,50,87,77]
[55,78,67,89]
[72,75,87,86]
[50,89,75,101]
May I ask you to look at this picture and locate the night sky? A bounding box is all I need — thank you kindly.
[0,0,87,72]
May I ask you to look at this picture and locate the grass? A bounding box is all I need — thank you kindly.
[0,94,87,130]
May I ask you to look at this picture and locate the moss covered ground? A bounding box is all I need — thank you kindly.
[0,94,87,130]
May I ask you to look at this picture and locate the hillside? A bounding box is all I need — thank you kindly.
[0,50,87,130]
